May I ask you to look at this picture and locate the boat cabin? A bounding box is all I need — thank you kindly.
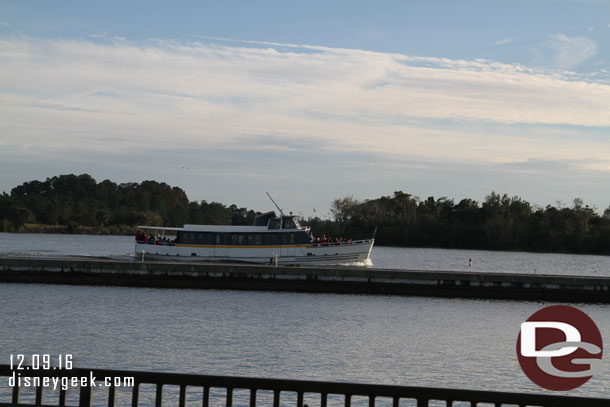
[137,211,310,247]
[254,211,303,230]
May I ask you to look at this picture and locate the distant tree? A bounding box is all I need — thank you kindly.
[331,196,359,227]
[7,205,34,228]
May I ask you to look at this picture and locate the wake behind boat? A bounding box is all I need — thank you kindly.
[134,211,374,265]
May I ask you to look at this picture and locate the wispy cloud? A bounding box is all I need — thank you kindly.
[493,38,515,46]
[0,35,609,186]
[543,33,598,69]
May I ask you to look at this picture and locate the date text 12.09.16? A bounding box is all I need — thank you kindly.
[9,354,73,370]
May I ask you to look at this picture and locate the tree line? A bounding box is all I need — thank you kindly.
[320,191,610,255]
[0,174,256,234]
[1,175,610,255]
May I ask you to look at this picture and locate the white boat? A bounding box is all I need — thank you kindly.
[134,211,374,265]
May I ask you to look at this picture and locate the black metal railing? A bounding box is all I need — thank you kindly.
[0,365,607,407]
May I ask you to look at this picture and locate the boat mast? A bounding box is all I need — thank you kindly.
[266,192,285,217]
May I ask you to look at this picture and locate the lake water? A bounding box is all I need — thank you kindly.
[0,233,609,403]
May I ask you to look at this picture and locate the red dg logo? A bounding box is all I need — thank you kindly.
[516,305,603,391]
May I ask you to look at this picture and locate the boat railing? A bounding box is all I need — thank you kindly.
[1,364,607,407]
[312,239,373,247]
[136,239,176,246]
[135,237,374,248]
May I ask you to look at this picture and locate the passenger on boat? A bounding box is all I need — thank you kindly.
[321,235,329,246]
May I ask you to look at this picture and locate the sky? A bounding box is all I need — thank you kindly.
[1,0,609,218]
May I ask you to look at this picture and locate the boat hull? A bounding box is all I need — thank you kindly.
[135,240,374,265]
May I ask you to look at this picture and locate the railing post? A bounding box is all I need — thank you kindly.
[273,390,280,407]
[155,384,163,407]
[297,391,304,407]
[202,386,209,407]
[179,385,186,407]
[226,387,233,407]
[108,384,116,407]
[35,385,43,406]
[321,393,328,407]
[59,388,67,407]
[79,384,93,407]
[132,382,140,407]
[249,389,257,407]
[11,384,20,407]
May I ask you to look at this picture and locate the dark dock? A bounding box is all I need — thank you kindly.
[1,257,609,303]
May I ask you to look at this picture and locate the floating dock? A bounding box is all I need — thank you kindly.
[0,257,608,303]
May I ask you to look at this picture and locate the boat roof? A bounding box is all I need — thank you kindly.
[136,226,182,232]
[254,211,276,226]
[137,211,305,233]
[184,224,269,232]
[137,224,304,233]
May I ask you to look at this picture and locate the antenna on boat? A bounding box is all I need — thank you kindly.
[266,192,285,217]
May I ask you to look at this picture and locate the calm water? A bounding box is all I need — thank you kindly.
[0,233,609,402]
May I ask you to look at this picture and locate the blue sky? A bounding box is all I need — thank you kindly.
[1,1,609,217]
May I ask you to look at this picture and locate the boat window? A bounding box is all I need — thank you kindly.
[216,233,229,245]
[231,234,246,245]
[282,218,296,229]
[248,234,263,245]
[263,233,279,245]
[197,233,212,245]
[183,232,197,244]
[268,218,281,229]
